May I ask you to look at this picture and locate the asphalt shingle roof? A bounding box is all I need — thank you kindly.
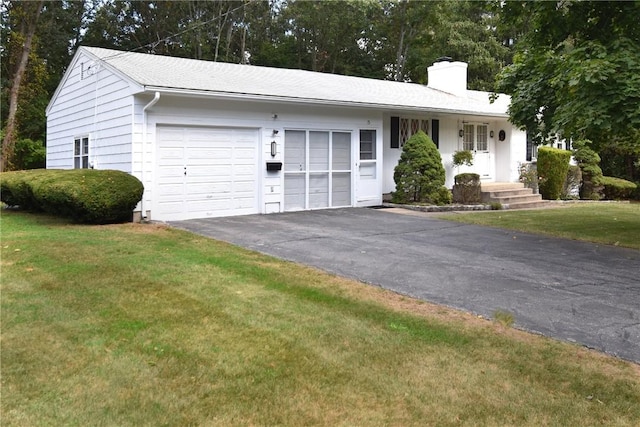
[80,46,510,117]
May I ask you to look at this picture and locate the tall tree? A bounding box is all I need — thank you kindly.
[495,2,640,147]
[1,0,44,171]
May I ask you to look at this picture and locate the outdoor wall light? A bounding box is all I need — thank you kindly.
[272,113,278,120]
[459,129,464,138]
[271,140,277,157]
[499,130,506,141]
[272,129,279,136]
[490,130,494,138]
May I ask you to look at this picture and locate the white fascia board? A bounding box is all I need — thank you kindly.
[138,86,509,119]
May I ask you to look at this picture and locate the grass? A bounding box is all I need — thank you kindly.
[437,202,640,250]
[2,210,640,426]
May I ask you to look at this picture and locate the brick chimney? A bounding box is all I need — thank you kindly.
[427,58,468,96]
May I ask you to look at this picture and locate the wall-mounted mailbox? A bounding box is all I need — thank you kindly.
[266,162,282,171]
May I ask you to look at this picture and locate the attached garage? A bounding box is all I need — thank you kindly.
[154,126,259,221]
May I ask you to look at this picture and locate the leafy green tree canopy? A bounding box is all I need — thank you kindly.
[495,1,640,150]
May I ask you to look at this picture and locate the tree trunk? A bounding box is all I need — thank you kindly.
[1,0,44,172]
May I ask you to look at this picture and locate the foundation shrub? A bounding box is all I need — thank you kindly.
[573,140,604,200]
[452,173,481,204]
[0,169,51,209]
[393,131,450,205]
[1,169,143,223]
[518,162,538,194]
[537,147,571,200]
[601,176,637,200]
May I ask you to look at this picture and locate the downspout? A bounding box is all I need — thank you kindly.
[141,91,160,220]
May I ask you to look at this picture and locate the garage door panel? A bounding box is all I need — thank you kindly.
[186,182,231,196]
[156,126,259,221]
[157,183,183,195]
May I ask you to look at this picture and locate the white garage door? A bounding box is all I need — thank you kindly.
[155,126,259,221]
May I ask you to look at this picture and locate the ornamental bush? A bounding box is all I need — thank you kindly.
[601,176,637,200]
[537,147,571,200]
[573,140,604,200]
[0,169,144,224]
[392,131,449,205]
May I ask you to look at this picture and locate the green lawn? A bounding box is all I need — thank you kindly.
[2,211,639,426]
[437,202,640,250]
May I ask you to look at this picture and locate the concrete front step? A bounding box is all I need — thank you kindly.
[481,182,548,209]
[481,182,525,191]
[482,188,537,200]
[506,200,550,210]
[488,194,544,204]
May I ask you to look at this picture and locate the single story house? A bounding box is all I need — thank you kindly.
[46,46,526,221]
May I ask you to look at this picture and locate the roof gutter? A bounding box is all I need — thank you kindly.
[140,86,510,119]
[140,91,160,220]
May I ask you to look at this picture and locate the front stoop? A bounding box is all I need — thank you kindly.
[481,182,548,209]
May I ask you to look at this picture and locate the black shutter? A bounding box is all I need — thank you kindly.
[391,116,399,148]
[526,132,532,161]
[431,119,439,148]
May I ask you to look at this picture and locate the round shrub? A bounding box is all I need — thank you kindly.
[392,131,449,205]
[537,147,571,200]
[1,169,143,223]
[601,176,637,200]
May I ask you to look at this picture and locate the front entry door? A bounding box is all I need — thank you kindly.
[463,123,491,179]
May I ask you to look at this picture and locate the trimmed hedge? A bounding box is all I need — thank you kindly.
[1,169,144,224]
[452,173,481,204]
[537,147,571,200]
[601,176,637,200]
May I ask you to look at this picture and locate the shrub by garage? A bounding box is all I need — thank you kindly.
[1,169,143,224]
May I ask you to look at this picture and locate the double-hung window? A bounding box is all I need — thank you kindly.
[74,136,89,169]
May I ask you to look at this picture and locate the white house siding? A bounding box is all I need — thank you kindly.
[382,113,521,193]
[134,95,383,221]
[46,52,134,171]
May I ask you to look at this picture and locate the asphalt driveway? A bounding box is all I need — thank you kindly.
[171,207,640,363]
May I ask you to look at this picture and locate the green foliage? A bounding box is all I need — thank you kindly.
[0,169,49,209]
[518,162,538,193]
[536,147,571,200]
[0,169,143,223]
[452,173,481,204]
[601,176,637,200]
[495,2,640,151]
[573,140,604,200]
[452,150,474,167]
[392,131,449,205]
[12,138,46,170]
[562,165,582,200]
